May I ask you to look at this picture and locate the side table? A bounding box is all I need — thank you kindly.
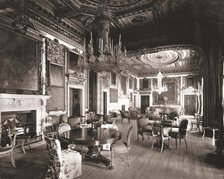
[202,127,218,145]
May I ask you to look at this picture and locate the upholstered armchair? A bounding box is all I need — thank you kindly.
[45,137,82,179]
[137,117,153,142]
[170,119,188,149]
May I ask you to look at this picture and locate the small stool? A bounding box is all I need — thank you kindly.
[202,127,218,145]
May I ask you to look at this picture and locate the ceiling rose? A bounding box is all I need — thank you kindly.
[89,0,142,7]
[141,50,180,66]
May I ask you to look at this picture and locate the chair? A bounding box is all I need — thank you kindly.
[101,124,119,151]
[137,117,153,142]
[151,121,172,153]
[58,123,71,137]
[42,117,57,139]
[58,123,72,149]
[45,137,82,179]
[119,110,131,123]
[170,119,188,149]
[111,126,133,166]
[0,132,17,167]
[68,116,81,128]
[191,113,203,131]
[3,118,31,154]
[128,107,141,120]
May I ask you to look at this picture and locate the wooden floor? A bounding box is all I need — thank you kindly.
[0,120,224,179]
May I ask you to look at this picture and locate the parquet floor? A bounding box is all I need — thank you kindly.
[0,120,224,179]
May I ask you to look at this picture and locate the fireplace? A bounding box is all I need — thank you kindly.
[2,110,36,136]
[0,94,50,143]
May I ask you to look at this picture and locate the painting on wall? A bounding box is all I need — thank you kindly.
[50,64,64,86]
[0,28,40,93]
[153,81,178,105]
[110,88,118,103]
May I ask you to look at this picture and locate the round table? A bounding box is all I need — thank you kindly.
[60,127,121,169]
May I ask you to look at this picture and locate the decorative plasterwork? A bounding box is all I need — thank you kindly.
[131,15,147,23]
[46,38,65,65]
[141,50,180,66]
[25,1,84,44]
[126,44,204,77]
[90,0,142,7]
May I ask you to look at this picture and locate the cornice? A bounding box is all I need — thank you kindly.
[25,1,85,44]
[114,0,161,18]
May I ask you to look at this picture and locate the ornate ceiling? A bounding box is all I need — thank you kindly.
[124,44,203,77]
[1,0,223,77]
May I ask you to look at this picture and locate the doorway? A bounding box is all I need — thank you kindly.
[184,95,196,115]
[89,71,97,111]
[103,92,107,121]
[70,88,81,117]
[141,95,150,114]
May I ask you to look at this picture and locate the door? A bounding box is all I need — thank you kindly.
[70,88,81,117]
[103,92,107,121]
[89,71,97,111]
[184,95,196,115]
[141,95,149,114]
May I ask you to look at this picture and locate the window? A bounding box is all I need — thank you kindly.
[129,77,133,89]
[142,78,149,89]
[134,78,137,90]
[111,73,116,85]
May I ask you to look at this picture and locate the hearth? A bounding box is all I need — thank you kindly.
[0,94,50,144]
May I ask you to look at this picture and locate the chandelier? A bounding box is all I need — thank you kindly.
[83,4,127,73]
[153,71,168,94]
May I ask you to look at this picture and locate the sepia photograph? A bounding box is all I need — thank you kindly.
[0,0,224,178]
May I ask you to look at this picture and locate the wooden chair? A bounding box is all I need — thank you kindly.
[42,116,57,139]
[111,126,133,166]
[58,123,71,137]
[191,113,203,132]
[170,119,188,149]
[0,132,17,167]
[151,121,172,153]
[45,137,82,179]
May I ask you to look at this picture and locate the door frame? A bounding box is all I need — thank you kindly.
[68,85,85,117]
[140,95,150,114]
